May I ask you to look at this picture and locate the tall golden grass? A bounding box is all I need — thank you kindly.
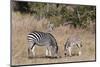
[12,12,95,65]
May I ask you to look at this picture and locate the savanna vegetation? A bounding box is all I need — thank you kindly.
[12,1,96,29]
[12,1,96,65]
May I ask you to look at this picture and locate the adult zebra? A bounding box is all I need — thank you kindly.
[27,31,58,58]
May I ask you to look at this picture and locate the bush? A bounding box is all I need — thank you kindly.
[12,1,96,28]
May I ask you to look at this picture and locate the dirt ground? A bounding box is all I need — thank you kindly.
[11,12,96,66]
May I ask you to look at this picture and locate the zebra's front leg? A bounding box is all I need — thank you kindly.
[64,49,67,57]
[64,46,68,57]
[78,48,82,56]
[78,51,82,56]
[48,46,52,57]
[45,46,52,58]
[68,47,72,57]
[45,47,49,57]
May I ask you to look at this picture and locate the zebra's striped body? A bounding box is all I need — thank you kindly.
[27,31,58,58]
[64,36,82,56]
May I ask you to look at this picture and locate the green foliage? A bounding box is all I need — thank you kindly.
[49,16,63,27]
[12,1,30,13]
[12,1,96,28]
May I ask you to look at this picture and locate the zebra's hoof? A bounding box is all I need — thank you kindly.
[64,53,68,57]
[78,52,82,56]
[58,56,62,58]
[28,56,33,59]
[54,57,58,58]
[45,56,50,58]
[68,55,72,57]
[64,53,67,56]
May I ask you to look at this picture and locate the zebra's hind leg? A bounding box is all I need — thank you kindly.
[28,47,34,59]
[28,42,36,58]
[31,45,36,57]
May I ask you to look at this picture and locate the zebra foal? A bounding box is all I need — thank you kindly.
[27,31,58,58]
[64,36,82,57]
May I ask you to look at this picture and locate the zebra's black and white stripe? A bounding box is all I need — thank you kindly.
[27,31,58,58]
[64,36,82,57]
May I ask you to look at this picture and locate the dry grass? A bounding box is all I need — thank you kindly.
[12,12,96,65]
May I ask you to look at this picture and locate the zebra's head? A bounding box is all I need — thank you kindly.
[77,41,83,48]
[51,45,62,58]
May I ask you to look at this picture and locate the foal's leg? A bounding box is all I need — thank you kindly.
[64,46,68,57]
[77,44,82,56]
[78,47,82,56]
[68,47,72,57]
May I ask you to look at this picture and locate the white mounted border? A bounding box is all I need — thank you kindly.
[14,0,96,6]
